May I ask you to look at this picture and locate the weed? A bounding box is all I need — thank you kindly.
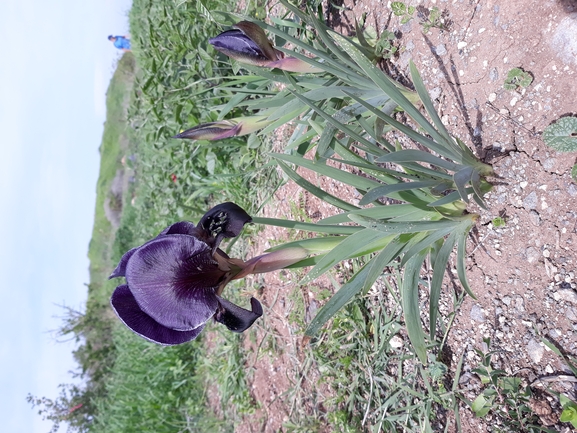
[391,1,416,24]
[504,67,533,91]
[543,116,577,152]
[492,216,506,228]
[468,338,548,432]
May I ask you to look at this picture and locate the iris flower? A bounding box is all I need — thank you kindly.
[109,202,307,345]
[209,21,323,73]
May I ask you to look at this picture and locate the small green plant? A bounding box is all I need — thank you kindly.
[492,216,506,227]
[374,29,398,59]
[504,67,533,90]
[354,14,398,61]
[543,116,577,152]
[391,1,415,24]
[560,395,577,428]
[419,6,448,33]
[469,338,545,431]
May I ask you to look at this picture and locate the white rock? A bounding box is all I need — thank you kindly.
[554,289,577,304]
[390,335,403,348]
[527,339,544,364]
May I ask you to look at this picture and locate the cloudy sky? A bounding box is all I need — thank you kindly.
[0,1,132,431]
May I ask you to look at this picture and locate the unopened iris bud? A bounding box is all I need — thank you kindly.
[209,21,323,73]
[173,115,271,141]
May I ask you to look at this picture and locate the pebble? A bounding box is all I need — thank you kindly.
[470,304,486,322]
[523,191,538,210]
[457,41,468,49]
[489,67,499,81]
[527,338,544,364]
[529,210,541,226]
[553,289,577,304]
[429,87,442,100]
[435,44,447,56]
[566,308,577,321]
[488,92,496,102]
[390,335,403,349]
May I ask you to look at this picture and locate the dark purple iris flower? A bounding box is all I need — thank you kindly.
[109,202,307,345]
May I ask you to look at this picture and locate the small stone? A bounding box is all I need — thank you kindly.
[515,296,525,312]
[523,191,538,210]
[510,97,518,106]
[520,181,528,189]
[527,247,540,263]
[470,304,486,322]
[457,41,468,49]
[554,289,577,304]
[390,335,403,348]
[502,296,512,306]
[435,44,447,56]
[488,92,497,102]
[545,364,554,374]
[566,308,577,321]
[529,210,541,226]
[527,338,545,364]
[429,87,442,100]
[489,67,499,81]
[543,249,550,258]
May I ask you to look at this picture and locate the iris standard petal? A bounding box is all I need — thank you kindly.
[198,202,252,248]
[214,296,263,332]
[160,221,198,236]
[110,222,203,279]
[111,284,204,345]
[125,235,224,331]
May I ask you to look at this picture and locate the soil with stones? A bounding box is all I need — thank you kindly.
[209,1,577,431]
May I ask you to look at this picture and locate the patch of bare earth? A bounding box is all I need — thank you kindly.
[209,1,577,431]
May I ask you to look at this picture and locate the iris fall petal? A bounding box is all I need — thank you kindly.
[111,284,205,345]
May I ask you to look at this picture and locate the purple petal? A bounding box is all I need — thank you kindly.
[110,222,199,279]
[209,29,270,65]
[160,221,199,236]
[198,202,252,248]
[126,235,224,331]
[109,246,139,279]
[111,285,204,345]
[214,296,263,332]
[233,21,280,62]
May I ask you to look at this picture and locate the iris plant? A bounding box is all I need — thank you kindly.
[209,21,322,73]
[109,202,307,345]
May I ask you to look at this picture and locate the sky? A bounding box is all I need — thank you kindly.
[0,1,132,431]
